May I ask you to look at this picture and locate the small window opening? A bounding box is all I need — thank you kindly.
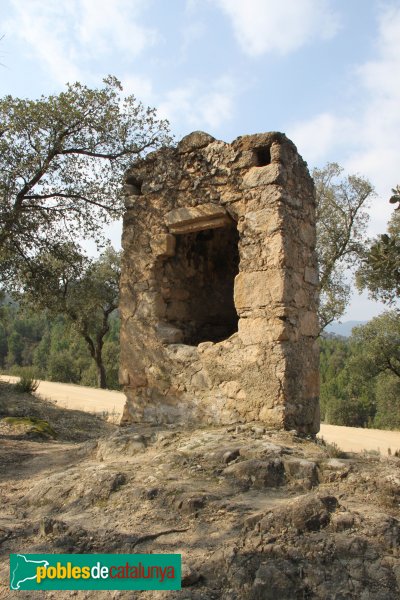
[125,175,143,195]
[162,223,239,345]
[254,146,271,166]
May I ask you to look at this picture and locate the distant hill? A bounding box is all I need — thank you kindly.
[325,320,367,338]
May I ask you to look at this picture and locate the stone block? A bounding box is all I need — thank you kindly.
[283,457,319,487]
[304,266,319,286]
[177,131,215,153]
[242,163,283,188]
[150,234,176,257]
[223,458,285,489]
[243,208,280,235]
[238,317,288,345]
[299,311,319,336]
[299,222,316,247]
[156,322,184,344]
[234,270,285,309]
[119,367,130,385]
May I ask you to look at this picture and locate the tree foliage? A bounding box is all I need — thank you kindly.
[313,163,374,330]
[16,246,121,388]
[356,205,400,303]
[320,310,400,429]
[0,76,171,280]
[374,373,400,430]
[0,302,120,389]
[350,311,400,380]
[319,336,375,427]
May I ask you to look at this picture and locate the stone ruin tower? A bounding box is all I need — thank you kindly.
[119,131,320,434]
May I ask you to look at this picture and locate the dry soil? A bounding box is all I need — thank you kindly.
[1,376,399,454]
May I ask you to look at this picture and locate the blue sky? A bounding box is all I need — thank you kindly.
[2,0,400,320]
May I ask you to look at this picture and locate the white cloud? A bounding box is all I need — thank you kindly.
[158,76,238,131]
[7,0,82,83]
[120,75,154,105]
[77,0,158,57]
[287,5,400,236]
[289,113,355,166]
[8,0,158,85]
[216,0,340,56]
[346,6,400,194]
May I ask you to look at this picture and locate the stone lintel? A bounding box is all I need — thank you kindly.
[169,215,233,234]
[165,204,228,233]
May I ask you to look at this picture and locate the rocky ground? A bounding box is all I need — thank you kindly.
[0,381,399,599]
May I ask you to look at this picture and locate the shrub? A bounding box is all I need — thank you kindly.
[15,376,39,393]
[373,373,400,429]
[317,436,347,458]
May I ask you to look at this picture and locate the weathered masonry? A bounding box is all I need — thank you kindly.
[119,131,320,433]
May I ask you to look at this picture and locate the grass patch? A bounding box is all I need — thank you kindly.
[0,381,115,442]
[317,437,347,458]
[15,377,39,394]
[2,416,57,438]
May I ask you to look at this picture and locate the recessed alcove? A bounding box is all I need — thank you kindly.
[125,175,143,195]
[254,145,271,166]
[162,224,240,345]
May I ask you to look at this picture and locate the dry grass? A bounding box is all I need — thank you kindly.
[0,381,115,442]
[316,436,347,458]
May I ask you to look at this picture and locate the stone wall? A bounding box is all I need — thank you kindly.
[119,131,320,433]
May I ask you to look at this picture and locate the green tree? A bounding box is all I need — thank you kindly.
[374,373,400,430]
[0,76,171,281]
[6,330,24,367]
[350,311,400,380]
[319,336,375,427]
[320,314,400,430]
[0,322,7,367]
[389,184,400,208]
[356,207,400,303]
[32,328,51,378]
[18,246,120,388]
[101,337,120,389]
[313,163,374,330]
[46,321,82,383]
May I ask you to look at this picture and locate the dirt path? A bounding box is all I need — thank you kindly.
[1,375,399,453]
[0,375,125,421]
[319,423,400,454]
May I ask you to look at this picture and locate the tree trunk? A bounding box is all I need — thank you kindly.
[80,307,115,390]
[96,357,107,389]
[81,331,108,389]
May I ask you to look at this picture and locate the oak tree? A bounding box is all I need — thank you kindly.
[0,76,171,281]
[17,245,120,389]
[313,163,374,330]
[356,199,400,303]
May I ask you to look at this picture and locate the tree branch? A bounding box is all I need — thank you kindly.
[386,358,400,378]
[21,192,112,210]
[60,141,154,159]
